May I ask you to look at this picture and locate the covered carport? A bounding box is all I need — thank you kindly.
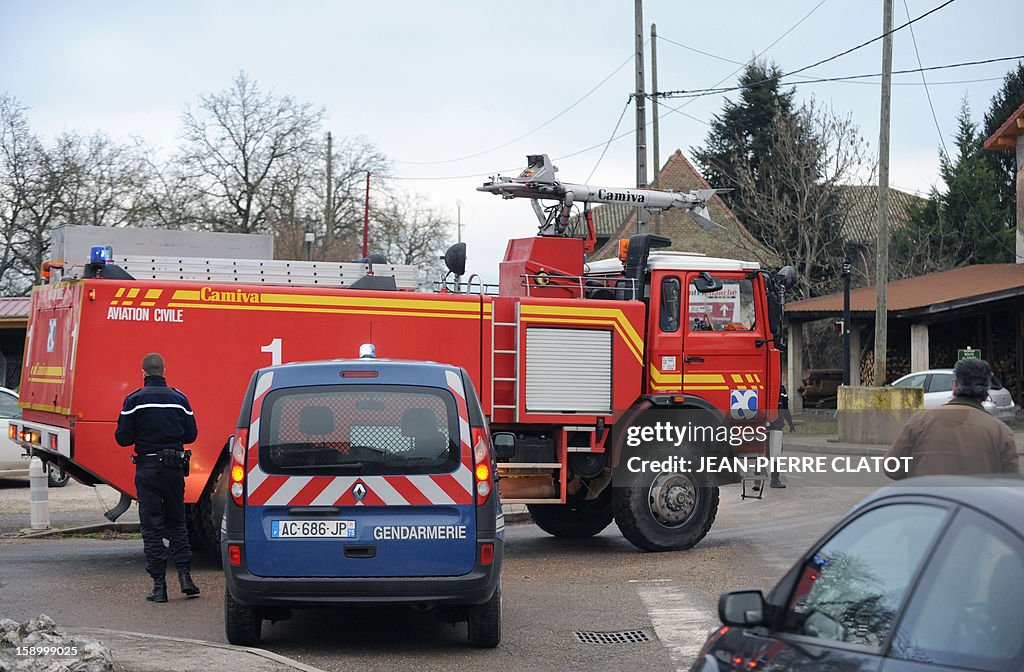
[785,264,1024,410]
[0,297,29,390]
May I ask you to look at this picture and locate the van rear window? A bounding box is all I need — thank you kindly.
[259,385,460,476]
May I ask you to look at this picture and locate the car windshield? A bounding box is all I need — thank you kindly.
[259,384,460,476]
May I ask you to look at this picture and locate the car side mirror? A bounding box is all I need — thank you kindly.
[718,589,766,627]
[693,272,723,294]
[492,432,516,461]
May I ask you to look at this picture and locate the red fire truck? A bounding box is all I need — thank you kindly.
[12,155,794,553]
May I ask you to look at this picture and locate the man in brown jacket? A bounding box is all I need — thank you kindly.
[886,358,1019,479]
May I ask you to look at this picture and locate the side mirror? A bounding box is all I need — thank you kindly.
[718,589,766,627]
[776,265,798,290]
[492,432,516,461]
[693,271,723,294]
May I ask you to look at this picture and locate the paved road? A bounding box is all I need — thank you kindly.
[0,460,884,671]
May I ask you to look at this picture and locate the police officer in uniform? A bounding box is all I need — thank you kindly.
[115,353,200,603]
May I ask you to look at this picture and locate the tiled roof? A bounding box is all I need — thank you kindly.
[0,297,30,319]
[586,150,775,264]
[839,185,927,245]
[984,100,1024,150]
[787,264,1024,318]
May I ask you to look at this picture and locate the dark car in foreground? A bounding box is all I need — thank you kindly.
[692,476,1024,671]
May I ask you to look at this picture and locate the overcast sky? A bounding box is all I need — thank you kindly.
[2,0,1022,276]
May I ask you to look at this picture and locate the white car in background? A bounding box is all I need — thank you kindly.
[891,368,1017,422]
[0,386,69,487]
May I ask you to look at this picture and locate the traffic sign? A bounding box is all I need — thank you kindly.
[957,347,981,361]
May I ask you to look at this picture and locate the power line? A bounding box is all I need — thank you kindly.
[389,53,1019,183]
[900,0,1017,258]
[656,0,955,103]
[587,99,632,183]
[393,51,635,166]
[667,0,831,116]
[394,3,831,181]
[656,34,1002,88]
[656,56,1024,99]
[786,0,955,79]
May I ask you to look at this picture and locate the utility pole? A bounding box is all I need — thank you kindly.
[456,199,463,243]
[873,0,893,387]
[634,0,648,234]
[362,171,371,259]
[323,132,334,244]
[650,22,662,236]
[842,256,852,386]
[304,216,314,261]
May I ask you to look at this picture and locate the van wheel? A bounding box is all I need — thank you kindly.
[47,465,70,488]
[527,490,613,538]
[613,453,718,552]
[224,588,262,646]
[466,585,501,648]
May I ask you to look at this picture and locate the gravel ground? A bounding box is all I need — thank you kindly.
[0,479,139,536]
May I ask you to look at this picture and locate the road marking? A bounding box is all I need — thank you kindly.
[635,579,715,671]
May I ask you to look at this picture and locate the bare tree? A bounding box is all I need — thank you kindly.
[178,72,324,233]
[731,100,873,299]
[49,131,152,229]
[316,135,390,249]
[371,192,452,286]
[1,96,164,292]
[0,95,45,293]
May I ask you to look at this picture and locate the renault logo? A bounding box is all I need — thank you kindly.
[352,482,367,502]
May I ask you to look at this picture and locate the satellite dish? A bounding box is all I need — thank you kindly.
[444,242,467,276]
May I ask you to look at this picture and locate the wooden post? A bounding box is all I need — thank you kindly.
[873,0,893,387]
[634,0,648,234]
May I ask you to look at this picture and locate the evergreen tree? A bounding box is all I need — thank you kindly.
[691,58,796,241]
[982,61,1024,216]
[893,100,1012,276]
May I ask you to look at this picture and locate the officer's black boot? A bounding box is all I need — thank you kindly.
[146,576,168,603]
[178,566,200,597]
[770,471,787,489]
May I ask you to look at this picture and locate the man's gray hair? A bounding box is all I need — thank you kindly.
[953,358,992,400]
[141,352,165,377]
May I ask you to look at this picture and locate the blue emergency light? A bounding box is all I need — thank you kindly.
[89,245,113,265]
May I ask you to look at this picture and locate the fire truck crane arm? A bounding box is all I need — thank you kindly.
[479,155,729,233]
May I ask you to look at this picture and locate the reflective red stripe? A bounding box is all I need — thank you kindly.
[384,476,433,506]
[247,474,287,507]
[431,473,473,504]
[288,476,335,507]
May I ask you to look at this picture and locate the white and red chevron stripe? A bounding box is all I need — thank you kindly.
[244,369,475,507]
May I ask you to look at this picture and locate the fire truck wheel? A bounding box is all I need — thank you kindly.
[187,457,227,557]
[47,465,70,488]
[527,492,614,538]
[224,587,262,646]
[613,470,719,552]
[466,584,501,648]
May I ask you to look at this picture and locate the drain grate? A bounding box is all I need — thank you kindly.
[573,629,652,645]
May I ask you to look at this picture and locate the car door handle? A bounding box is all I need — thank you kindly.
[344,545,376,559]
[684,356,704,363]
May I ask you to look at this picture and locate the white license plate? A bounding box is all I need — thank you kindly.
[271,520,356,538]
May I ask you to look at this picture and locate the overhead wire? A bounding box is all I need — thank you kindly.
[899,0,1017,258]
[656,33,1003,87]
[393,51,635,166]
[393,0,990,184]
[656,56,1024,99]
[587,99,632,182]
